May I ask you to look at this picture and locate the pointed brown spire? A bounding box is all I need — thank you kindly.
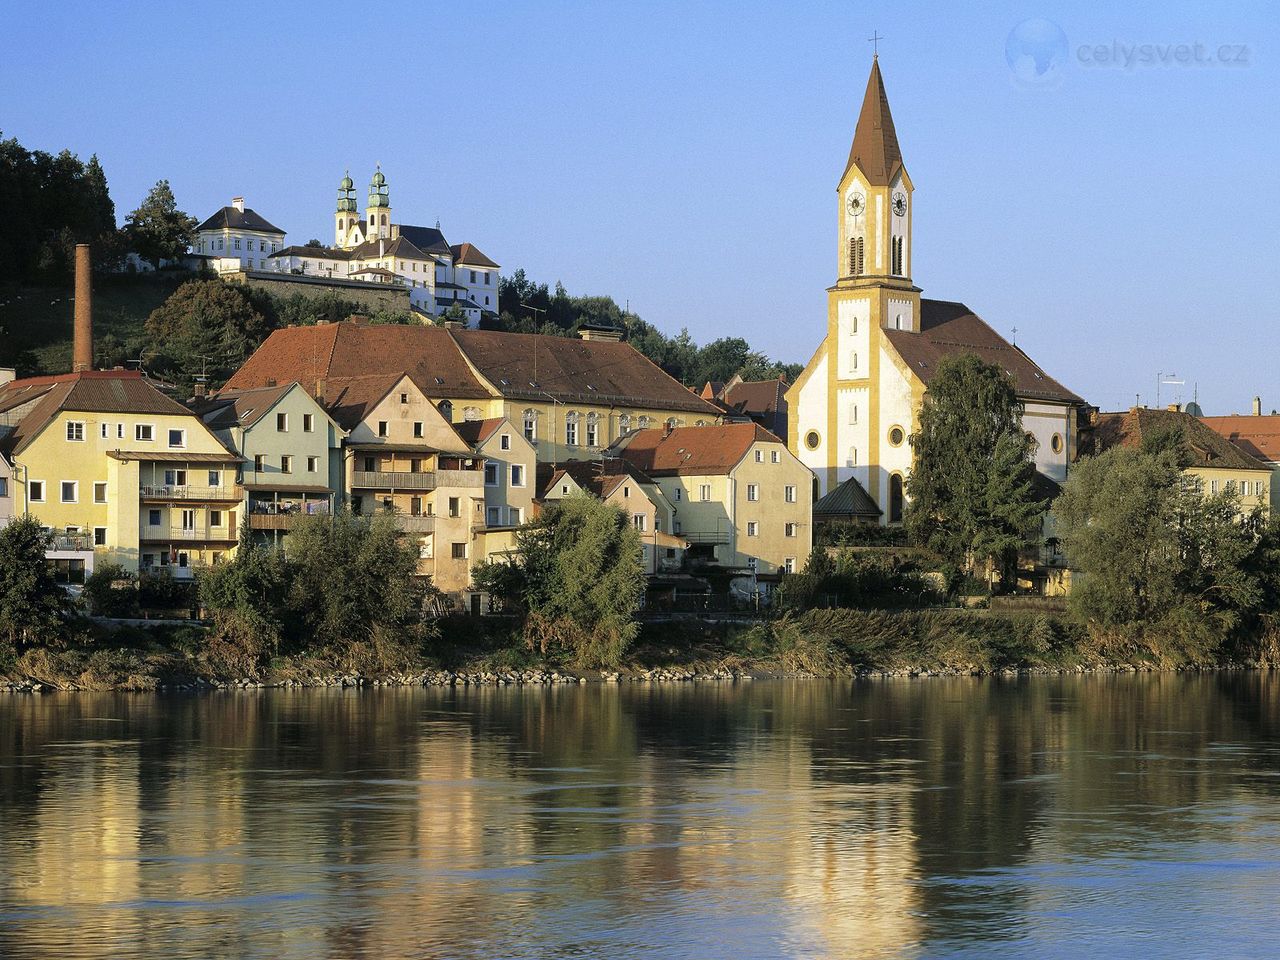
[844,57,903,185]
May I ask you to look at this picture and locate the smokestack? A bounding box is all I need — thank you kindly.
[1253,396,1262,417]
[73,244,93,372]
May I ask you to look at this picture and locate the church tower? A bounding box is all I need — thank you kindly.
[335,171,357,248]
[366,166,392,241]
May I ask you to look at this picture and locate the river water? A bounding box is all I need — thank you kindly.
[0,676,1278,959]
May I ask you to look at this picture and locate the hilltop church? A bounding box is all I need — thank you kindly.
[787,57,1083,525]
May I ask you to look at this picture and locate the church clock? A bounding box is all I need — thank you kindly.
[891,192,907,216]
[847,193,865,216]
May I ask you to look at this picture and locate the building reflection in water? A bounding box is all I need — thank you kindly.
[0,674,1277,959]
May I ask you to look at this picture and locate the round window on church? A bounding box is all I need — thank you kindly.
[1051,433,1064,454]
[805,430,821,451]
[888,426,905,447]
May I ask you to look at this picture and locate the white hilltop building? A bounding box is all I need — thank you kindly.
[192,197,287,273]
[265,168,500,325]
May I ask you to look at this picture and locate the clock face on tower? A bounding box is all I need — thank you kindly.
[847,193,865,216]
[891,192,907,217]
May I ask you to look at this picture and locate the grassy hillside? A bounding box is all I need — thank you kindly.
[0,272,188,376]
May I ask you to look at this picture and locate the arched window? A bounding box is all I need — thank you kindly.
[619,413,632,434]
[565,411,580,446]
[889,474,904,523]
[437,400,453,421]
[666,417,680,428]
[852,352,858,372]
[849,403,858,425]
[848,236,865,276]
[585,412,600,447]
[638,416,651,429]
[891,236,905,275]
[380,214,388,226]
[522,409,537,442]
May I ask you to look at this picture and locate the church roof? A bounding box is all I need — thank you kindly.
[883,300,1083,405]
[349,236,431,262]
[397,225,452,257]
[813,475,881,519]
[845,58,903,186]
[196,206,286,235]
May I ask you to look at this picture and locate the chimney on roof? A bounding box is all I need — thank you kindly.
[443,318,465,329]
[1167,403,1181,413]
[0,368,14,387]
[1253,396,1262,417]
[72,243,93,373]
[232,197,245,212]
[193,382,207,399]
[316,379,327,404]
[578,324,622,342]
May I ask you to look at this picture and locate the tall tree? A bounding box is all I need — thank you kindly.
[145,278,271,384]
[905,353,1046,586]
[0,516,68,649]
[124,179,196,268]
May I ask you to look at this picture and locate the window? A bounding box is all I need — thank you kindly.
[889,473,905,524]
[117,423,124,439]
[484,462,499,486]
[400,393,409,404]
[61,481,78,503]
[254,454,265,473]
[280,455,292,474]
[1210,480,1219,495]
[755,450,764,463]
[0,478,6,497]
[470,270,477,283]
[135,424,154,442]
[180,509,196,533]
[785,522,797,537]
[363,456,376,472]
[784,557,796,574]
[771,450,780,463]
[746,484,759,502]
[747,521,759,537]
[168,428,185,448]
[208,470,221,487]
[307,456,319,473]
[93,481,107,504]
[487,506,502,526]
[438,400,453,421]
[148,509,161,526]
[500,434,511,451]
[619,414,631,433]
[633,514,647,532]
[303,413,314,432]
[852,352,858,372]
[378,421,388,437]
[674,487,682,501]
[522,411,537,442]
[805,430,820,450]
[276,412,288,431]
[449,497,461,518]
[586,418,599,447]
[164,469,187,487]
[66,421,85,442]
[888,426,905,447]
[565,414,579,446]
[94,527,107,546]
[848,236,865,275]
[451,542,467,559]
[785,485,797,503]
[413,421,424,438]
[510,464,525,487]
[234,238,241,250]
[210,509,223,527]
[699,484,712,502]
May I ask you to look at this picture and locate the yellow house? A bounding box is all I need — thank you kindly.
[453,417,538,529]
[0,370,243,579]
[609,423,814,576]
[222,319,722,467]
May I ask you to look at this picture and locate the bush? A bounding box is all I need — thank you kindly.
[83,563,139,617]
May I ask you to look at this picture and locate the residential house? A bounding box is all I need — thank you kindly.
[193,197,286,273]
[223,319,723,466]
[0,370,243,581]
[537,459,685,575]
[1083,406,1272,511]
[701,374,789,439]
[320,372,485,593]
[192,382,345,546]
[453,418,537,530]
[1200,402,1280,510]
[608,423,814,576]
[787,57,1084,523]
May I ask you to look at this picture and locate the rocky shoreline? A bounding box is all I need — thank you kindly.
[1,661,1268,694]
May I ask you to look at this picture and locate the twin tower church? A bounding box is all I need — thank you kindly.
[787,57,1082,524]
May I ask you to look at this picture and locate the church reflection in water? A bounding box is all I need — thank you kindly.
[0,674,1278,959]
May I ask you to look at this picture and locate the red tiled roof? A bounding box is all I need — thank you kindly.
[450,242,499,268]
[724,378,787,417]
[1088,408,1271,472]
[452,417,505,446]
[536,458,656,500]
[610,422,782,476]
[1200,415,1280,465]
[884,300,1083,405]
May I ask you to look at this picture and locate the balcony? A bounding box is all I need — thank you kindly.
[397,515,436,534]
[681,529,732,545]
[248,514,298,531]
[48,534,94,553]
[141,485,241,501]
[141,527,236,543]
[352,470,436,491]
[435,468,485,490]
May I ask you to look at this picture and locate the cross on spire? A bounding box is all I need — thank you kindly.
[868,31,884,57]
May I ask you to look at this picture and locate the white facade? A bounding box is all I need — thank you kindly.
[193,198,286,273]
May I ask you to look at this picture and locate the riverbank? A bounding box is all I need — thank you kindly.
[2,607,1276,692]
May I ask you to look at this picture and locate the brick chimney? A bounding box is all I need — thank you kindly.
[193,382,207,399]
[231,196,245,212]
[72,243,93,372]
[1253,396,1263,416]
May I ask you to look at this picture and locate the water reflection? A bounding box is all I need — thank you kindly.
[0,676,1278,958]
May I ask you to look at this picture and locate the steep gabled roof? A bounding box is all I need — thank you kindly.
[723,377,787,417]
[450,242,499,268]
[1199,415,1280,465]
[609,422,782,476]
[1089,407,1272,472]
[194,383,295,430]
[196,206,286,235]
[883,299,1083,405]
[452,417,506,446]
[537,457,657,500]
[845,58,903,186]
[448,329,721,414]
[318,373,408,431]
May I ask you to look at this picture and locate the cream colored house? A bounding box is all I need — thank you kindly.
[537,459,685,575]
[453,417,537,529]
[609,423,813,576]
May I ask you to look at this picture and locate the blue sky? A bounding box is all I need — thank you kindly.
[1,1,1276,413]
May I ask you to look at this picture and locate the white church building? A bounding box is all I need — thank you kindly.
[787,57,1083,525]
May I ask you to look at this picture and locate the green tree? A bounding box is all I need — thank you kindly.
[124,179,196,268]
[145,278,271,384]
[0,516,68,648]
[83,563,139,617]
[905,353,1046,588]
[199,520,292,656]
[510,496,645,667]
